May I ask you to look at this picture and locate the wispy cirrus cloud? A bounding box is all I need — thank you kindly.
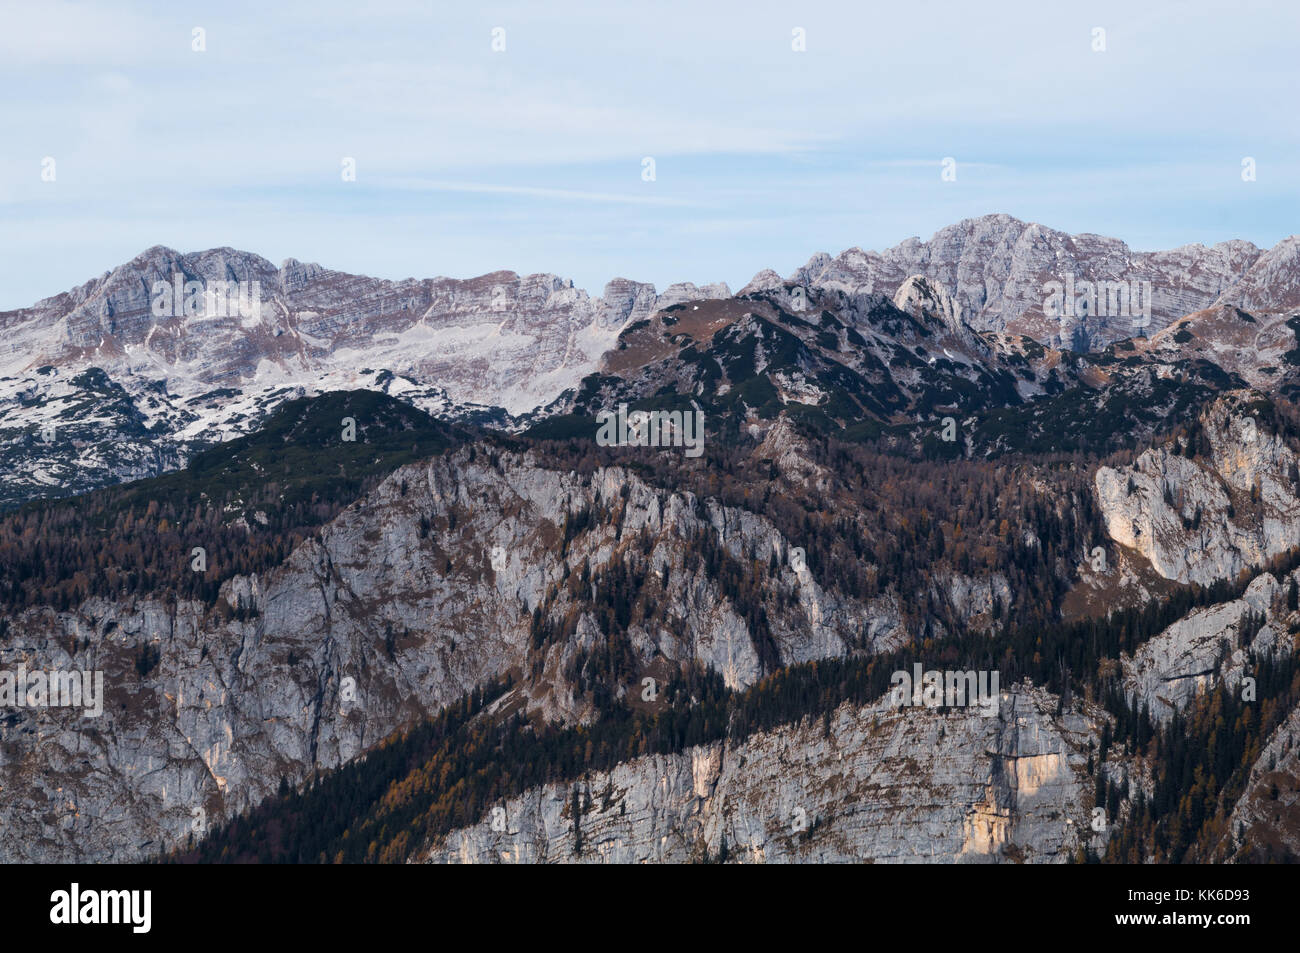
[383,178,703,207]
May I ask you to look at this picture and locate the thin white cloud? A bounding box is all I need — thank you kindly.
[0,0,159,65]
[384,178,703,207]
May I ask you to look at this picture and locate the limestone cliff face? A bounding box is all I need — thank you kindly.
[1095,393,1300,586]
[892,274,965,335]
[424,687,1103,864]
[1122,571,1294,721]
[5,410,1294,862]
[0,447,943,862]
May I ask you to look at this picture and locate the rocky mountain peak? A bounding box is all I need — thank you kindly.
[770,214,1299,352]
[737,268,784,296]
[892,274,964,332]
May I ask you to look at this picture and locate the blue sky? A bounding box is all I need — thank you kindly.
[2,0,1297,309]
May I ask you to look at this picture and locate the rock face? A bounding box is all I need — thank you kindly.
[1122,572,1291,721]
[745,214,1299,350]
[0,249,730,508]
[892,274,965,334]
[424,687,1103,864]
[0,247,709,415]
[0,445,941,862]
[1225,699,1300,860]
[1095,393,1300,586]
[934,571,1012,631]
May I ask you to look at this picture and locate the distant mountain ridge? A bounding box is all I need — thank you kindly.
[0,245,729,507]
[744,214,1300,350]
[3,214,1299,510]
[0,244,733,414]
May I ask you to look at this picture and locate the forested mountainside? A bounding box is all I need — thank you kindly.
[2,219,1299,863]
[168,387,1300,864]
[2,378,1298,862]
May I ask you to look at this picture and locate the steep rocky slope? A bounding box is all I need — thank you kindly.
[1095,393,1300,586]
[4,386,1298,863]
[1223,701,1300,860]
[0,431,927,861]
[0,246,728,508]
[742,214,1300,351]
[425,687,1104,864]
[5,219,1300,865]
[1121,572,1291,721]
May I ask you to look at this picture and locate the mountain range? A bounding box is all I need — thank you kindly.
[2,214,1299,864]
[5,214,1300,511]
